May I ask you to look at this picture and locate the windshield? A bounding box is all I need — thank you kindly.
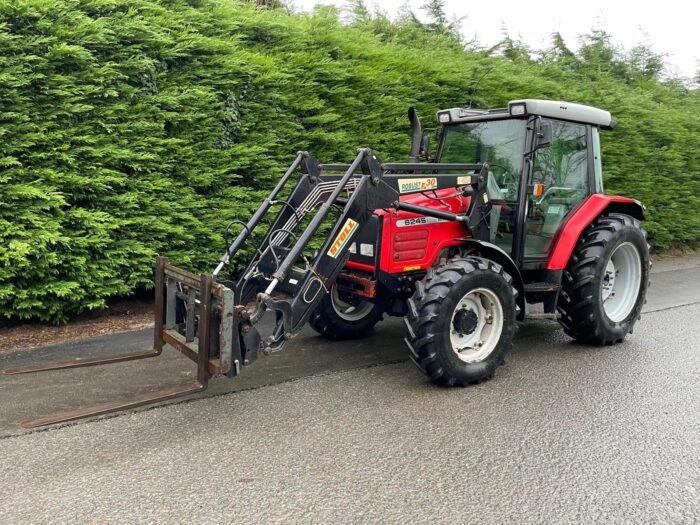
[439,119,526,201]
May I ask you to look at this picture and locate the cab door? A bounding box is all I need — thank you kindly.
[523,120,591,260]
[438,119,527,257]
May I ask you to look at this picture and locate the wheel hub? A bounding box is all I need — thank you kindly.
[449,288,504,363]
[452,308,479,335]
[601,259,617,301]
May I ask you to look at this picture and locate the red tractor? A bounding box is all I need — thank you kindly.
[7,99,650,428]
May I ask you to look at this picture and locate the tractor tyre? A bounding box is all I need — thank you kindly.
[557,213,650,345]
[404,256,519,387]
[309,286,385,341]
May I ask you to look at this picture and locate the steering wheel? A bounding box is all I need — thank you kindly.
[536,186,581,206]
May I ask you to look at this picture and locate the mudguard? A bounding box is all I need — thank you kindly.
[547,194,645,270]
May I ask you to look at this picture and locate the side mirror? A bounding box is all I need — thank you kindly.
[536,120,552,149]
[419,134,430,158]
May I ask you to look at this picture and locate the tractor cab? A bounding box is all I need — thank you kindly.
[434,99,614,266]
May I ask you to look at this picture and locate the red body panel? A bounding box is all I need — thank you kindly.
[376,189,472,274]
[547,194,638,270]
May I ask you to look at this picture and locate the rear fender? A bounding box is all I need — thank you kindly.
[547,194,645,270]
[461,239,525,321]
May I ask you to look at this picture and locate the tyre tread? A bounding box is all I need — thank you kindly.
[405,256,518,386]
[557,213,650,345]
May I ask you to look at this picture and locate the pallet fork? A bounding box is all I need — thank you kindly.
[4,258,237,428]
[5,149,490,428]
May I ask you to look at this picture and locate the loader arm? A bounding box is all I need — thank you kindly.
[228,149,491,357]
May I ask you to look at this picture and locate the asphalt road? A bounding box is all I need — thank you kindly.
[0,257,698,523]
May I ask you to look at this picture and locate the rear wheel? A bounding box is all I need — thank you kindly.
[405,256,519,386]
[309,286,385,340]
[557,213,650,344]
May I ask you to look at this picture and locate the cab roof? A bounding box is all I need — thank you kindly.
[437,99,615,129]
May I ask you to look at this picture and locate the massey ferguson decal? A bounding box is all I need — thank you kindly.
[398,177,438,194]
[327,218,359,258]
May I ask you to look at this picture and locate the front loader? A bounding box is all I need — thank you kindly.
[6,99,650,428]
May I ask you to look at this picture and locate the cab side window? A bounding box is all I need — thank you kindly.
[525,120,589,258]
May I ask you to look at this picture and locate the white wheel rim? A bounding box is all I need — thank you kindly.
[330,286,374,321]
[449,287,504,363]
[602,242,642,322]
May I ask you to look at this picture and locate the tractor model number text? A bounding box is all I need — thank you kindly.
[396,217,444,228]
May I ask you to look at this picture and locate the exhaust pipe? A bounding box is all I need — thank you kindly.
[408,107,422,163]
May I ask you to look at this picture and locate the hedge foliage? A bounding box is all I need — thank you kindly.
[1,0,698,322]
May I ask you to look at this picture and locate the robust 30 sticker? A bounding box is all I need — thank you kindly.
[327,218,359,258]
[398,177,438,194]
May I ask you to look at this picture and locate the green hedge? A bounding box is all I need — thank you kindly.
[1,0,698,322]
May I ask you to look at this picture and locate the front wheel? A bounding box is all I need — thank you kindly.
[405,256,519,386]
[309,286,386,341]
[557,213,650,344]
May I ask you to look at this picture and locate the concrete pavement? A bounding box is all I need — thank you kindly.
[0,256,698,523]
[1,254,698,436]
